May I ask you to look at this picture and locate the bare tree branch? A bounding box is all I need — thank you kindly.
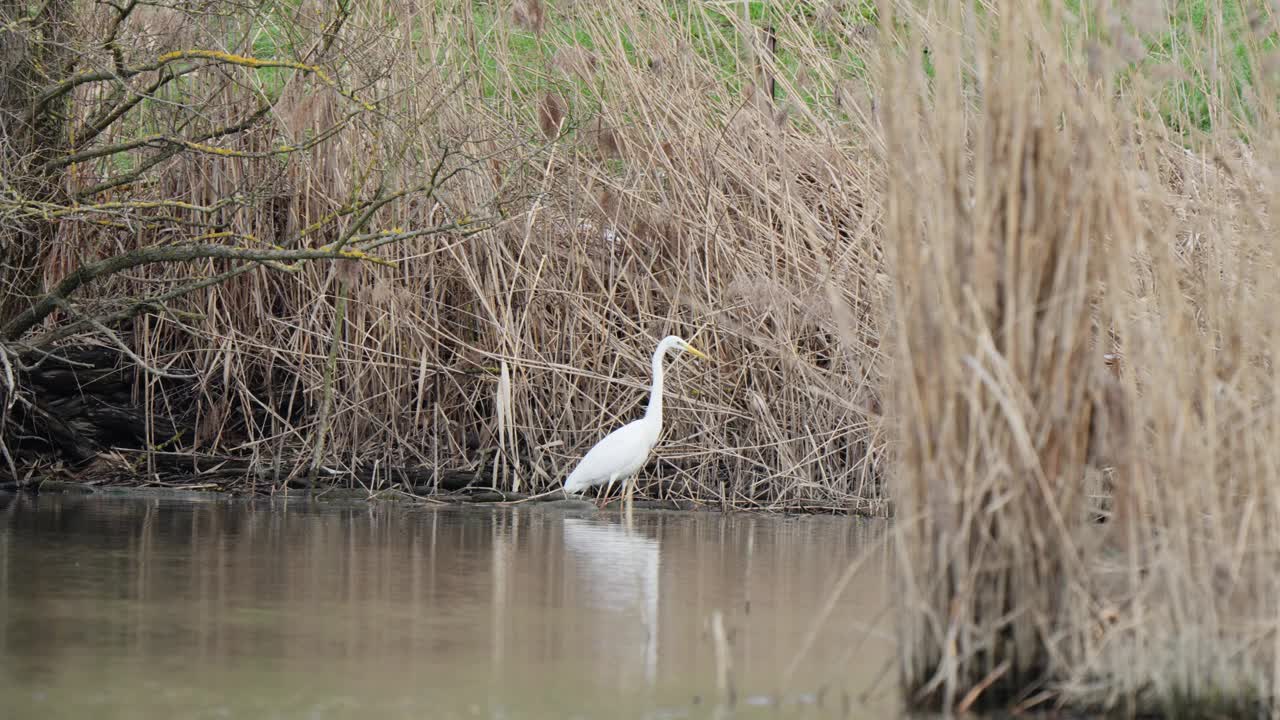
[72,103,274,199]
[33,48,369,121]
[4,196,241,221]
[2,242,391,341]
[102,0,138,73]
[72,63,199,151]
[15,218,494,349]
[45,105,361,173]
[53,297,198,380]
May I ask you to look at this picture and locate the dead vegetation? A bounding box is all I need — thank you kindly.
[879,0,1280,715]
[0,0,887,511]
[1,0,1279,712]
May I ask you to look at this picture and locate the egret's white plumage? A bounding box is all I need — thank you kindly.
[564,335,708,497]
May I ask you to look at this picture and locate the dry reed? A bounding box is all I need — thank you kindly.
[879,0,1280,715]
[6,0,888,513]
[7,0,1280,711]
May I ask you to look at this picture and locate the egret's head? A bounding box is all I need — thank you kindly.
[660,335,709,360]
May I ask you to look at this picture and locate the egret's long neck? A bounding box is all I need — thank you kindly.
[644,343,667,423]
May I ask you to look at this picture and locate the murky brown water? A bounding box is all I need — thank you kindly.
[0,492,896,719]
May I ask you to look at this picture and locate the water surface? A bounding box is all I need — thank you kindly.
[0,492,894,719]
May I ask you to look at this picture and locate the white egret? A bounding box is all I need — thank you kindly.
[564,335,708,505]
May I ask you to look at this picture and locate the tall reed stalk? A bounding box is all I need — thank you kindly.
[880,0,1280,714]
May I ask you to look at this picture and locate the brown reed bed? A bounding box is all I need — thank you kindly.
[2,0,888,512]
[879,0,1280,715]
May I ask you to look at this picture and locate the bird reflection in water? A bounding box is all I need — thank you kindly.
[562,517,661,685]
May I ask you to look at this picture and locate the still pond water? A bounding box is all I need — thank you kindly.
[0,492,895,719]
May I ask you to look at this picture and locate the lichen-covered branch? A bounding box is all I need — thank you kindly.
[45,106,363,173]
[72,104,275,198]
[72,64,199,151]
[3,196,241,221]
[33,47,369,121]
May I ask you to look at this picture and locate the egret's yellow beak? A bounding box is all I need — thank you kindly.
[685,344,709,360]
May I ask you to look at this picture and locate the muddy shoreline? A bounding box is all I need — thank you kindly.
[1,476,862,515]
[4,345,883,517]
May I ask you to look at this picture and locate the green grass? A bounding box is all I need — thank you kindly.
[178,0,1275,141]
[108,0,1273,173]
[1143,0,1279,133]
[1063,0,1278,135]
[411,0,884,130]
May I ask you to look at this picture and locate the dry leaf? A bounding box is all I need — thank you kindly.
[538,92,568,139]
[512,0,546,34]
[593,117,622,159]
[551,46,598,79]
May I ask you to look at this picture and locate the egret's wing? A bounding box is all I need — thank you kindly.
[566,419,653,489]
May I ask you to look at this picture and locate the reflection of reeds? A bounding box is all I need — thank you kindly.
[0,496,889,706]
[882,1,1280,715]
